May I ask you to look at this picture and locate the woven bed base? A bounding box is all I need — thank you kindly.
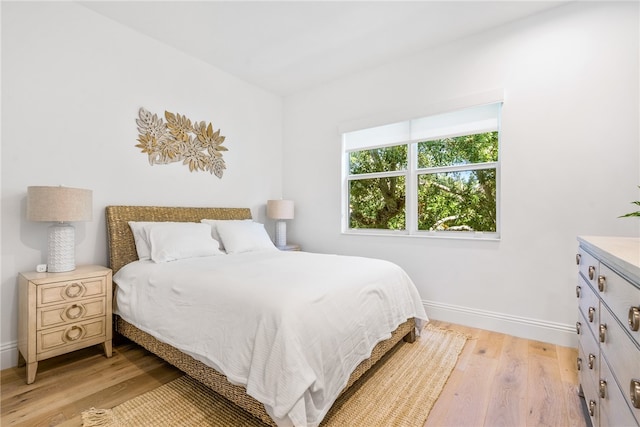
[116,316,415,426]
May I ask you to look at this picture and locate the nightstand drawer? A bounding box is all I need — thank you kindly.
[37,317,106,354]
[37,277,106,306]
[37,297,106,329]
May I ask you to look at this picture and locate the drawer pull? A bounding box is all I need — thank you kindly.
[576,285,581,298]
[588,306,595,323]
[576,253,581,265]
[576,321,582,335]
[599,380,607,398]
[577,357,582,371]
[588,399,596,417]
[63,325,85,342]
[64,282,85,298]
[588,266,596,280]
[588,353,596,370]
[597,275,606,292]
[629,306,640,332]
[599,324,607,343]
[631,379,640,409]
[65,304,84,320]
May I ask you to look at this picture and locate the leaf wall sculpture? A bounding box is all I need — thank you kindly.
[135,107,228,178]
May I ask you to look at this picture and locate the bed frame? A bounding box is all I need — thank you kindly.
[105,205,416,426]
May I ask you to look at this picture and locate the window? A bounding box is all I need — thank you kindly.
[342,102,501,238]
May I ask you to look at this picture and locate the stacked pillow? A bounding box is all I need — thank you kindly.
[128,219,277,263]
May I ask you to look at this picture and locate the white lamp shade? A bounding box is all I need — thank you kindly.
[27,186,92,222]
[267,199,294,220]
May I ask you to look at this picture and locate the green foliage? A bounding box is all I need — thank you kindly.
[349,145,407,229]
[619,187,640,218]
[348,132,498,231]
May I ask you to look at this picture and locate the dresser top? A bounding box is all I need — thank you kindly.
[578,236,640,283]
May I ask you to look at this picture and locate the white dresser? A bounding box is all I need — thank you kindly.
[576,236,640,427]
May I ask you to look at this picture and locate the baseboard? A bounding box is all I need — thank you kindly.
[423,300,578,347]
[1,340,18,370]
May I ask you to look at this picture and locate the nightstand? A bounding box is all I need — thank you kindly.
[18,265,113,384]
[277,244,301,251]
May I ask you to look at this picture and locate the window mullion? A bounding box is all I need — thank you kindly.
[347,170,406,180]
[416,161,498,175]
[407,143,417,233]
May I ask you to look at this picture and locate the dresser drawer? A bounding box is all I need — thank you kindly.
[578,341,600,425]
[578,276,600,340]
[600,354,639,427]
[37,297,106,329]
[578,309,600,378]
[599,263,640,347]
[36,317,106,354]
[578,248,600,290]
[37,277,106,307]
[600,305,640,422]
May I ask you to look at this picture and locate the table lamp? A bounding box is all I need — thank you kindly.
[267,199,294,248]
[27,186,92,272]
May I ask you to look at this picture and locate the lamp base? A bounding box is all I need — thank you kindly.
[47,223,76,272]
[274,220,287,248]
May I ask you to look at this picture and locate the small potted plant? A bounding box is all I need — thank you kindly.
[620,186,640,218]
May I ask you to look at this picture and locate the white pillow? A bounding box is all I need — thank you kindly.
[215,221,277,254]
[128,221,164,261]
[200,219,252,251]
[149,222,223,263]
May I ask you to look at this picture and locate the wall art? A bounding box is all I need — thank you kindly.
[135,107,228,178]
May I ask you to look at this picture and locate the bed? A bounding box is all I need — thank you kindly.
[106,205,427,427]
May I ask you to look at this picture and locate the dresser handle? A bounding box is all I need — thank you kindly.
[629,306,640,331]
[588,400,596,417]
[576,321,582,335]
[588,266,596,280]
[64,282,84,298]
[576,357,582,371]
[63,325,85,342]
[65,304,84,320]
[588,353,596,369]
[588,307,595,323]
[599,380,607,398]
[597,275,606,292]
[631,379,640,409]
[599,324,607,343]
[576,253,581,265]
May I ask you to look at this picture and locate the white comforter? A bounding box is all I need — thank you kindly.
[113,251,427,427]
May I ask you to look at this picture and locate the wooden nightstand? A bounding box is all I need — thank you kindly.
[18,265,113,384]
[277,244,301,251]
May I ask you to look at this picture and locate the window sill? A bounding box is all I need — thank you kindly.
[341,230,500,241]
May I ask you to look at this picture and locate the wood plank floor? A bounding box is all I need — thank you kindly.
[1,320,588,427]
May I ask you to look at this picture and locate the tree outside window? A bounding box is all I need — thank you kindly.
[343,103,501,237]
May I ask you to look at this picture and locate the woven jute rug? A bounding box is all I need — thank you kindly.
[82,324,466,427]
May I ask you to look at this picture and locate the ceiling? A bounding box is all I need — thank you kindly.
[79,1,568,96]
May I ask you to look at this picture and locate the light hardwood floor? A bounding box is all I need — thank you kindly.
[1,320,588,427]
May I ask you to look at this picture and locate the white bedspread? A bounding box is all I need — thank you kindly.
[113,251,427,427]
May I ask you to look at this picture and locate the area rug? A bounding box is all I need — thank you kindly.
[82,324,467,427]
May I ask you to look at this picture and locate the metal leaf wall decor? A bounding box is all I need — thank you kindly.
[135,107,228,178]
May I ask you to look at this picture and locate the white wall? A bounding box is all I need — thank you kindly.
[283,2,640,346]
[1,2,283,368]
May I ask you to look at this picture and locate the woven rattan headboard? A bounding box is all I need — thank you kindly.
[105,205,252,274]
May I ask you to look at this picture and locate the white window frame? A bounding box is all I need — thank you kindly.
[341,101,502,240]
